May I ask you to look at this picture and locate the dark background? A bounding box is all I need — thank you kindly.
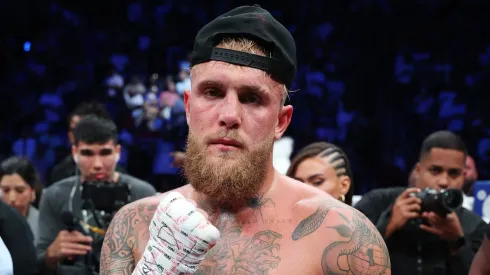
[1,0,490,194]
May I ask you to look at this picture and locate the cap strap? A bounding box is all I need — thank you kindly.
[193,47,294,89]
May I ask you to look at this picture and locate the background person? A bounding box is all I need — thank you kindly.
[38,115,156,274]
[355,130,487,275]
[0,156,41,244]
[286,142,354,205]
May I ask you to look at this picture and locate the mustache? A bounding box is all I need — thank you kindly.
[204,130,245,144]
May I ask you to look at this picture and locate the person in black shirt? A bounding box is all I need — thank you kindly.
[356,130,487,275]
[469,225,490,275]
[0,199,38,275]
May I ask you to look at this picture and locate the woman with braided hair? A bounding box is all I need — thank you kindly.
[287,142,354,205]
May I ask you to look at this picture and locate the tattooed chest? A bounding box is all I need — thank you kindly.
[195,215,287,275]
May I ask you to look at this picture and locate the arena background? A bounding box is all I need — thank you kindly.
[1,0,490,196]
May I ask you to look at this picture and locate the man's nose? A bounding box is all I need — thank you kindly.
[92,156,103,170]
[218,93,242,129]
[437,174,450,189]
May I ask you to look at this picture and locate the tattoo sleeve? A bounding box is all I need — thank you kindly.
[100,202,156,275]
[321,210,391,274]
[292,204,391,275]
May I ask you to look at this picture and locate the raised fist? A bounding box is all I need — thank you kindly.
[133,192,220,274]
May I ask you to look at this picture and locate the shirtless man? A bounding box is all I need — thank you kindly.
[100,5,391,275]
[469,227,490,275]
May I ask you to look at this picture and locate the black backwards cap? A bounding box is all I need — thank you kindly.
[190,5,297,89]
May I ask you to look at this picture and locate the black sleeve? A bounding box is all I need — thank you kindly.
[448,221,489,275]
[0,201,39,275]
[487,224,490,240]
[375,207,393,240]
[354,189,395,224]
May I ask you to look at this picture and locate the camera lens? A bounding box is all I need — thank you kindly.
[443,189,463,210]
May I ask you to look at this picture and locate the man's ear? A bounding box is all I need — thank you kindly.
[115,144,121,162]
[71,145,78,163]
[184,89,191,126]
[415,162,421,176]
[274,105,293,140]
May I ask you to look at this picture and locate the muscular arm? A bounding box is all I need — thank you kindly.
[469,235,490,275]
[292,201,391,275]
[448,220,487,275]
[100,201,156,275]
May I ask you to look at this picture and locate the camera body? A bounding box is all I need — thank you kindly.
[77,181,131,274]
[410,188,463,217]
[81,181,131,216]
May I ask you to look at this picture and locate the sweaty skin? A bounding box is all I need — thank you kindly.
[100,172,391,275]
[469,235,490,275]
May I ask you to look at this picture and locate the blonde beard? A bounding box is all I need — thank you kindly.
[184,130,273,205]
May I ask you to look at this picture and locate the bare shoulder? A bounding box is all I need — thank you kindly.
[280,174,328,202]
[291,192,391,275]
[100,185,192,274]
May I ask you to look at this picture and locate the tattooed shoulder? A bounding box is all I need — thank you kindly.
[100,199,157,275]
[291,200,338,240]
[321,209,391,274]
[292,200,391,275]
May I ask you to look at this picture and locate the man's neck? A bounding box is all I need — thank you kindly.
[194,167,278,222]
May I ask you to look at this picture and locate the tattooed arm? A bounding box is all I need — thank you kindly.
[100,200,157,275]
[469,234,490,275]
[292,201,391,275]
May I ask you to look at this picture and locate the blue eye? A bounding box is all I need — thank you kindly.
[241,94,262,104]
[204,88,221,97]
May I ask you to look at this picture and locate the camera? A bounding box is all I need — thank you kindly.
[66,181,131,274]
[410,188,463,216]
[81,180,131,217]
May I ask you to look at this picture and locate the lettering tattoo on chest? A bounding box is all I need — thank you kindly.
[195,196,282,275]
[100,202,156,275]
[291,203,391,275]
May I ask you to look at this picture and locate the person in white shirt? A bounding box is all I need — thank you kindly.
[0,236,13,275]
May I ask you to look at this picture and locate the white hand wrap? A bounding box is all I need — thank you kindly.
[133,192,220,275]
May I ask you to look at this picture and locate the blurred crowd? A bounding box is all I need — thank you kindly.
[2,1,490,194]
[1,0,490,274]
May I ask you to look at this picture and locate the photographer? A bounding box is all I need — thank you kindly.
[37,115,156,274]
[49,101,126,186]
[355,131,487,275]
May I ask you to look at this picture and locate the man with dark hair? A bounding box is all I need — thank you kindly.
[38,115,156,274]
[49,101,126,185]
[100,5,390,275]
[356,130,487,275]
[67,101,112,145]
[419,130,468,158]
